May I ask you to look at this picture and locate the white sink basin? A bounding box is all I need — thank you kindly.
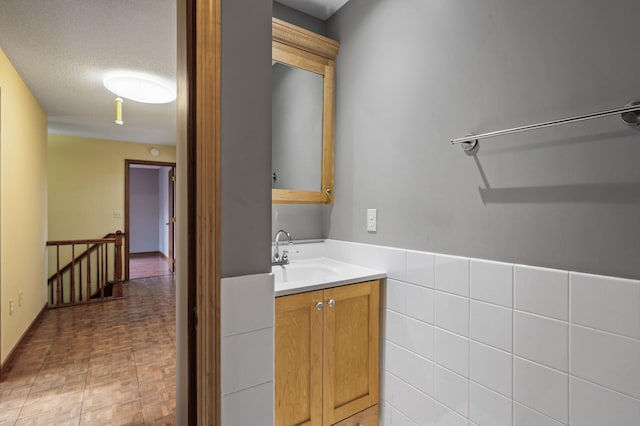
[273,261,340,283]
[272,257,385,296]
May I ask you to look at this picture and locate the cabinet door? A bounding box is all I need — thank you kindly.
[322,280,380,425]
[275,290,324,426]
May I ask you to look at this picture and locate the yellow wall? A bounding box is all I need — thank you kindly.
[48,134,176,241]
[0,48,48,365]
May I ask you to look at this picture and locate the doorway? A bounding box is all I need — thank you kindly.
[125,159,177,281]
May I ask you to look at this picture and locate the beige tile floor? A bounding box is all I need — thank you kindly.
[0,276,176,425]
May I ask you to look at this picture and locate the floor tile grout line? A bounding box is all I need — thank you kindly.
[131,321,147,425]
[15,316,56,422]
[5,276,176,424]
[78,315,96,422]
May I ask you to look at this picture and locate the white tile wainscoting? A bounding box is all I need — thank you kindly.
[221,273,275,426]
[322,239,640,426]
[218,241,639,426]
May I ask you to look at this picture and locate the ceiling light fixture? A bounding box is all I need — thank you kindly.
[103,72,176,104]
[115,97,124,125]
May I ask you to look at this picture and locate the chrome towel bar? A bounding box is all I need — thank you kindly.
[451,100,640,155]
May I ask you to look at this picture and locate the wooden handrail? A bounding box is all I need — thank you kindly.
[46,231,125,306]
[46,238,116,246]
[46,232,122,283]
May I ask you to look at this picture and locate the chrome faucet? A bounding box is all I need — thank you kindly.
[272,229,292,266]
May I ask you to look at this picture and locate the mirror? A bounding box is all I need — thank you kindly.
[272,18,340,204]
[272,62,323,192]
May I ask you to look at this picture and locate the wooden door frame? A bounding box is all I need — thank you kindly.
[184,0,221,424]
[168,167,176,273]
[124,159,177,281]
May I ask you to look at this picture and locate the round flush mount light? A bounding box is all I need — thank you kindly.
[103,72,176,104]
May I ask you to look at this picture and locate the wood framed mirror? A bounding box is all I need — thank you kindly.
[272,18,340,204]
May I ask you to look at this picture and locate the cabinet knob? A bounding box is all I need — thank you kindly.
[357,423,363,426]
[327,299,336,308]
[315,302,324,310]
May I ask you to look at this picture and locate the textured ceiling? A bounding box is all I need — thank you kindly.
[0,1,345,146]
[0,0,177,145]
[277,0,350,20]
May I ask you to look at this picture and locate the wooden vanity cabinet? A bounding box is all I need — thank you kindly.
[275,280,380,426]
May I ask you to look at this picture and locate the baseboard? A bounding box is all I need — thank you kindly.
[130,251,163,257]
[0,302,48,378]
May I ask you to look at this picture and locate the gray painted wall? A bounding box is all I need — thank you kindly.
[272,204,331,241]
[272,63,323,192]
[273,1,326,35]
[221,0,272,277]
[324,0,640,280]
[130,168,160,253]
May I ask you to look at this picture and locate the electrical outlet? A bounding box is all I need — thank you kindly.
[9,298,14,315]
[367,209,377,232]
[19,292,23,307]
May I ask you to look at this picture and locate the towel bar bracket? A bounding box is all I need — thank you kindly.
[461,139,479,155]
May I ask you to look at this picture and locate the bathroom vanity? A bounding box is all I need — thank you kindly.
[270,16,380,426]
[274,256,385,426]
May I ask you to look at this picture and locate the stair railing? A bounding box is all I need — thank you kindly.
[46,231,125,306]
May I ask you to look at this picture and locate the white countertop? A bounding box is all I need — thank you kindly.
[273,257,386,297]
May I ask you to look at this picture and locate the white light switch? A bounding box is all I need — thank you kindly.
[113,210,123,219]
[367,209,377,232]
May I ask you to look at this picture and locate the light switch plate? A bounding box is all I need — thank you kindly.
[113,210,123,219]
[367,209,377,232]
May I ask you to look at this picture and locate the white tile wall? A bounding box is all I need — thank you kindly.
[469,341,512,398]
[383,402,419,426]
[435,291,469,337]
[435,365,469,418]
[469,300,512,352]
[570,272,640,340]
[513,402,564,426]
[514,266,568,321]
[513,357,568,424]
[435,255,470,297]
[570,377,640,426]
[406,284,435,325]
[323,240,640,426]
[435,329,469,378]
[336,241,407,281]
[514,311,568,372]
[221,381,274,426]
[385,372,436,425]
[470,259,513,308]
[221,273,274,426]
[406,250,435,288]
[386,341,435,396]
[386,279,406,313]
[221,327,273,394]
[435,401,469,426]
[221,273,274,336]
[469,381,512,426]
[570,325,640,399]
[386,309,435,359]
